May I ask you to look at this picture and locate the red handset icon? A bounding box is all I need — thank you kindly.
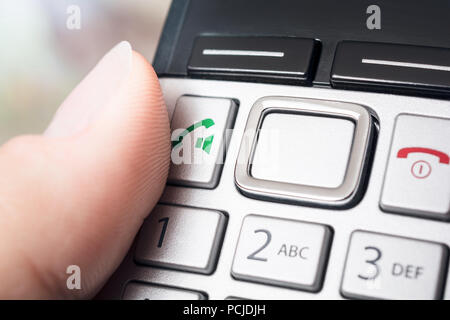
[397,147,449,179]
[397,147,449,164]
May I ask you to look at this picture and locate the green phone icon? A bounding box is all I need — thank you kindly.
[171,118,215,154]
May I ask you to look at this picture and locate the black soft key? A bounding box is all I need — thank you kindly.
[188,36,319,85]
[331,41,450,98]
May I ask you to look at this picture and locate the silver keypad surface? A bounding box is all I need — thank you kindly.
[122,282,205,300]
[134,204,226,274]
[445,265,450,300]
[232,215,332,292]
[99,78,450,300]
[341,231,448,300]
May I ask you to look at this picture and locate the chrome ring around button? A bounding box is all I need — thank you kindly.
[234,96,375,208]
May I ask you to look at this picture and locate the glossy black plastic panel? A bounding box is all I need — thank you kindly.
[188,36,318,84]
[154,0,450,87]
[331,41,450,97]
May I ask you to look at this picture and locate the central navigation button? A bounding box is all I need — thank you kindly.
[251,113,354,188]
[235,96,374,208]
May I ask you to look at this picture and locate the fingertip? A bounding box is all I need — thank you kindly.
[0,44,172,299]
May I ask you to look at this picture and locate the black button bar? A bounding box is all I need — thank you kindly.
[188,36,319,85]
[331,41,450,98]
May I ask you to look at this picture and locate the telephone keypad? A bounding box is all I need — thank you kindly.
[102,80,450,300]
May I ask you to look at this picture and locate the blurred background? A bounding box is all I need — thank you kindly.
[0,0,171,143]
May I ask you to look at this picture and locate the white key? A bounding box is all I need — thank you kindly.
[135,204,226,274]
[251,113,354,188]
[341,231,448,300]
[234,96,373,208]
[122,282,205,300]
[380,114,450,220]
[231,215,332,292]
[169,95,237,188]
